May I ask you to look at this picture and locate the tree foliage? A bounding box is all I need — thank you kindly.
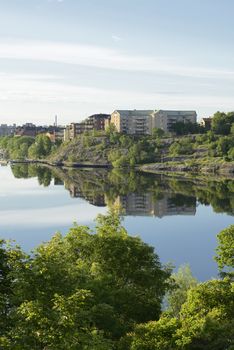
[215,225,234,278]
[28,134,52,159]
[0,136,34,159]
[124,225,234,350]
[0,211,170,349]
[0,134,54,160]
[126,278,234,350]
[170,121,204,135]
[211,111,234,135]
[169,138,194,156]
[166,264,198,317]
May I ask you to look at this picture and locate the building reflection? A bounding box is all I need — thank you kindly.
[66,183,106,207]
[115,193,196,217]
[54,177,64,186]
[64,181,196,217]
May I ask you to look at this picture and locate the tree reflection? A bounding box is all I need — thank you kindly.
[10,164,234,216]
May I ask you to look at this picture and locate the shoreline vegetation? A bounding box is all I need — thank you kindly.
[0,210,233,349]
[0,111,234,176]
[9,163,234,216]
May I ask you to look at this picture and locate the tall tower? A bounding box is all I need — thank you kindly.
[54,115,58,127]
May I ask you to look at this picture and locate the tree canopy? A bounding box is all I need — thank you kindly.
[0,211,170,349]
[211,111,234,135]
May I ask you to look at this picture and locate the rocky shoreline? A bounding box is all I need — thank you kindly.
[139,161,234,177]
[7,158,234,178]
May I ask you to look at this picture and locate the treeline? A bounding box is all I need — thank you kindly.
[0,211,233,349]
[168,133,234,160]
[102,111,234,164]
[1,110,234,164]
[171,111,234,136]
[168,111,234,159]
[0,134,61,160]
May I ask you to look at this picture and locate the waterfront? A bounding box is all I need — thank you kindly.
[0,164,233,281]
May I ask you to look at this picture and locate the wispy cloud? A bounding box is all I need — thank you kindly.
[0,38,234,80]
[112,35,123,42]
[0,72,233,113]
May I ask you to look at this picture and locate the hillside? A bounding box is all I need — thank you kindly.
[48,132,234,175]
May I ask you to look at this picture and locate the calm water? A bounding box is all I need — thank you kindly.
[0,164,233,281]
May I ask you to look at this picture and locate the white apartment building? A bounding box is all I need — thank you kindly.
[110,110,155,135]
[153,110,197,132]
[110,109,197,134]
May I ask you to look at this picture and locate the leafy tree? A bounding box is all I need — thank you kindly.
[231,123,234,135]
[215,225,234,278]
[125,224,234,350]
[0,211,170,349]
[169,138,194,156]
[216,136,234,157]
[166,264,198,317]
[170,122,203,135]
[228,147,234,160]
[176,278,234,350]
[3,136,34,159]
[28,134,52,159]
[125,316,180,350]
[127,279,234,350]
[105,123,120,144]
[211,111,234,135]
[152,128,165,138]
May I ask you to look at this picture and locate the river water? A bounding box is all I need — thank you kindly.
[0,164,233,281]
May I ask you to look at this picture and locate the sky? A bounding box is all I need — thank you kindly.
[0,0,234,125]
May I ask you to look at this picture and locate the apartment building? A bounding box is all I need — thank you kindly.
[110,109,197,135]
[0,124,16,136]
[64,113,110,141]
[153,110,197,132]
[110,110,154,135]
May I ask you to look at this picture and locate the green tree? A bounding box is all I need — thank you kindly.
[127,279,234,350]
[152,128,165,138]
[0,211,170,349]
[28,134,52,159]
[126,224,234,350]
[166,264,198,317]
[6,136,34,159]
[169,138,194,156]
[211,111,234,135]
[176,279,234,350]
[125,316,180,350]
[170,122,203,135]
[215,225,234,277]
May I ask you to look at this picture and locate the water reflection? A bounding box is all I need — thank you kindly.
[10,164,234,217]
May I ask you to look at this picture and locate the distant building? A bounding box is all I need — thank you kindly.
[200,117,212,130]
[14,123,65,140]
[64,113,110,141]
[64,123,80,141]
[109,109,197,135]
[14,123,37,137]
[110,110,154,135]
[153,110,197,132]
[0,124,16,136]
[66,183,106,206]
[46,127,65,143]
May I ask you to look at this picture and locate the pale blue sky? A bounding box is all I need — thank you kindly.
[0,0,234,124]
